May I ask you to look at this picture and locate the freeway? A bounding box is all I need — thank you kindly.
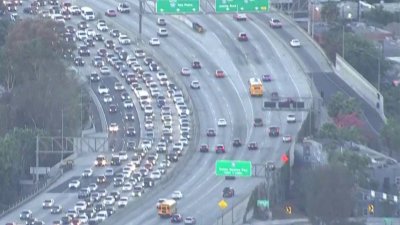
[74,1,312,225]
[265,13,385,135]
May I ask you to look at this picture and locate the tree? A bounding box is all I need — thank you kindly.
[343,33,390,86]
[319,123,339,139]
[321,2,339,24]
[327,92,360,118]
[298,165,355,225]
[380,118,400,155]
[0,128,43,207]
[382,86,400,120]
[329,151,370,186]
[363,6,398,26]
[0,18,81,136]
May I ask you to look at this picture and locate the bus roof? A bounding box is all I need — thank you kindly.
[161,199,176,206]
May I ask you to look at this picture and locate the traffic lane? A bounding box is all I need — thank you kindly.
[0,153,99,225]
[255,15,384,133]
[174,15,253,143]
[217,14,303,99]
[86,0,234,198]
[95,6,245,225]
[248,15,312,99]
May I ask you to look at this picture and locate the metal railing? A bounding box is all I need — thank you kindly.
[0,169,62,218]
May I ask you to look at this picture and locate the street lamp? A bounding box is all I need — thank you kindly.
[311,5,319,39]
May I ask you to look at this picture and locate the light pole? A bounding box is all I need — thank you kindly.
[311,5,319,39]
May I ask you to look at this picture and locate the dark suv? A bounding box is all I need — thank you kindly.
[223,187,235,198]
[254,118,263,127]
[268,126,280,137]
[232,139,242,147]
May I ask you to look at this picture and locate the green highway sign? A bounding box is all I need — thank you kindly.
[215,160,252,177]
[257,200,269,208]
[215,0,269,13]
[156,0,200,14]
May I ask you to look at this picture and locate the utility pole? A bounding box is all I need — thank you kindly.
[35,136,39,186]
[342,25,345,58]
[139,0,143,39]
[61,108,64,162]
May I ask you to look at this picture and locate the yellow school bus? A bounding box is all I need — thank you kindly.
[249,78,263,96]
[158,199,177,217]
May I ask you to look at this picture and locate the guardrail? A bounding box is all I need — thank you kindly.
[335,54,386,123]
[0,169,62,219]
[214,193,252,225]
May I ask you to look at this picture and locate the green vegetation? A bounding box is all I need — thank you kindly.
[319,123,364,143]
[0,18,82,208]
[363,6,400,26]
[294,165,356,225]
[327,92,360,118]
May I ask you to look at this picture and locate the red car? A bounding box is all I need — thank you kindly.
[238,32,248,41]
[215,145,225,154]
[105,9,117,17]
[200,144,209,153]
[215,70,225,78]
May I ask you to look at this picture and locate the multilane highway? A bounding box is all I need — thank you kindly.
[78,1,312,225]
[0,1,321,225]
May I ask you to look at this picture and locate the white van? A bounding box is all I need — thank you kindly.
[81,7,95,21]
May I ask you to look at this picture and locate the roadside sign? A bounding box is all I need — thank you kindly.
[215,160,252,177]
[384,218,392,225]
[215,0,269,13]
[218,199,228,209]
[285,205,292,215]
[156,0,200,14]
[257,199,269,208]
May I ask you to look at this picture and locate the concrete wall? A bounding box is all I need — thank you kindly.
[335,54,386,122]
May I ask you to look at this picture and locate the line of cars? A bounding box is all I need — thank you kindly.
[6,2,193,225]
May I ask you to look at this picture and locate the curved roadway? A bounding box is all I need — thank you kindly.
[77,1,312,225]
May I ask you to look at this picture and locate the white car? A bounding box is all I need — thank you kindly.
[105,167,114,176]
[97,22,108,31]
[122,182,133,191]
[150,170,162,180]
[96,211,108,222]
[149,38,160,46]
[141,140,152,149]
[123,100,134,108]
[78,214,88,224]
[119,151,128,160]
[118,197,129,207]
[173,142,183,151]
[157,28,168,37]
[104,196,115,205]
[82,168,93,177]
[68,180,80,189]
[171,190,183,200]
[74,201,87,211]
[118,34,131,45]
[190,80,200,89]
[290,39,301,47]
[100,66,111,75]
[109,123,119,132]
[286,114,296,123]
[160,160,170,168]
[76,30,88,41]
[103,94,113,103]
[179,137,189,146]
[98,85,109,95]
[85,28,96,37]
[66,209,77,218]
[114,82,125,91]
[217,118,227,127]
[145,121,154,130]
[70,5,81,14]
